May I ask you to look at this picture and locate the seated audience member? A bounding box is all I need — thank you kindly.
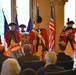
[57,41,72,61]
[1,58,21,75]
[37,52,65,75]
[20,68,37,75]
[0,46,10,72]
[18,44,39,64]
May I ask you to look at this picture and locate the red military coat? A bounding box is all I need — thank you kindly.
[59,28,76,50]
[29,28,49,54]
[59,28,76,43]
[5,30,22,47]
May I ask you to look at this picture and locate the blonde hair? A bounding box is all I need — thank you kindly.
[1,58,21,75]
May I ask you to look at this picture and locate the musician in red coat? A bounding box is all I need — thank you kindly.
[59,21,76,57]
[5,22,24,59]
[29,16,49,60]
[59,21,76,49]
[19,24,29,46]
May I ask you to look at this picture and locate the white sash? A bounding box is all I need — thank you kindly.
[9,39,21,52]
[32,30,45,45]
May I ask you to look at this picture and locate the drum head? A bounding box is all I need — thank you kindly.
[10,44,21,52]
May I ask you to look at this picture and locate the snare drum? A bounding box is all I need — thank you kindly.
[10,44,21,52]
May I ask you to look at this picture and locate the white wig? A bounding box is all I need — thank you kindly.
[1,58,21,75]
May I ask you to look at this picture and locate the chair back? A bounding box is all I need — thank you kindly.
[44,69,74,75]
[21,60,45,71]
[55,60,74,70]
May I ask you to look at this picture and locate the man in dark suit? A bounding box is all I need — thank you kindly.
[0,46,10,72]
[37,52,65,75]
[18,44,39,65]
[57,41,72,61]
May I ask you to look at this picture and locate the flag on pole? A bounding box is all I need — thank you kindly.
[2,9,10,56]
[49,5,55,51]
[14,14,19,30]
[26,18,31,32]
[2,9,10,38]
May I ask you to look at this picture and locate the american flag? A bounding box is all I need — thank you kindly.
[49,6,55,51]
[14,14,19,30]
[14,8,19,31]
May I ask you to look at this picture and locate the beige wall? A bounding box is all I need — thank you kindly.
[54,5,64,52]
[37,0,50,30]
[35,0,50,30]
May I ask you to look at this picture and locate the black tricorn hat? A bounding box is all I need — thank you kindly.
[36,16,42,23]
[19,24,26,28]
[8,22,16,26]
[65,27,73,31]
[66,21,75,25]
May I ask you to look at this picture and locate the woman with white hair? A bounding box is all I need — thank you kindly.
[1,58,21,75]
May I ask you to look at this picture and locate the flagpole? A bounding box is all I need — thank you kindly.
[2,9,10,56]
[2,9,5,16]
[34,0,37,55]
[49,2,55,51]
[34,0,40,55]
[51,2,55,51]
[31,0,33,29]
[53,2,55,51]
